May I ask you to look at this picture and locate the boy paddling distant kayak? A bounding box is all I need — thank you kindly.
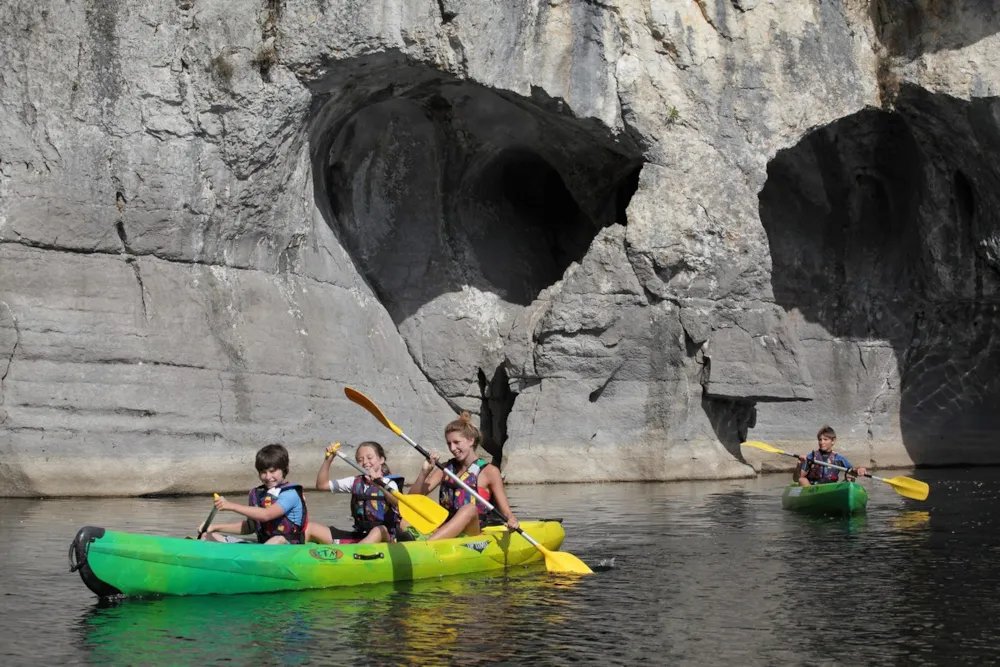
[796,425,868,486]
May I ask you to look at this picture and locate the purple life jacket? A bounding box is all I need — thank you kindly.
[350,474,403,538]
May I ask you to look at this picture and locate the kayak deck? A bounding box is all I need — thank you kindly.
[781,481,868,515]
[70,520,565,598]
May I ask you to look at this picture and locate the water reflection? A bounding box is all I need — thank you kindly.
[890,510,931,532]
[784,510,870,536]
[77,570,584,666]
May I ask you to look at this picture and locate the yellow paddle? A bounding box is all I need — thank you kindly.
[325,442,448,535]
[741,441,929,501]
[344,387,593,575]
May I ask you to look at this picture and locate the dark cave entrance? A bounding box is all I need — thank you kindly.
[758,87,1000,464]
[311,61,644,462]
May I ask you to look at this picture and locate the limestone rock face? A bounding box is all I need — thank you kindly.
[1,0,997,495]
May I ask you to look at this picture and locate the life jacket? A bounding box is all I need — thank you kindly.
[350,474,404,537]
[805,451,843,484]
[439,457,492,529]
[248,482,308,544]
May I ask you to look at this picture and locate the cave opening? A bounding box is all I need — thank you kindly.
[757,88,1000,465]
[310,60,643,463]
[467,147,602,306]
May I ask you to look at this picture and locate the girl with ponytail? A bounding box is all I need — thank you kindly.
[410,412,519,541]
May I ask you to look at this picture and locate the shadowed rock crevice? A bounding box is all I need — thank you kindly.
[309,55,643,416]
[477,365,514,467]
[759,85,1000,464]
[0,303,19,406]
[871,0,1000,59]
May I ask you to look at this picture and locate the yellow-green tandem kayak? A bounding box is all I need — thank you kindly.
[70,520,566,598]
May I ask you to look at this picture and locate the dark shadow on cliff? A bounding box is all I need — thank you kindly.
[315,78,641,320]
[305,51,643,456]
[759,85,1000,465]
[871,0,1000,59]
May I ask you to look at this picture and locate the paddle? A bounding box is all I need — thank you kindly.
[741,441,929,501]
[196,494,221,539]
[344,387,593,575]
[324,442,448,535]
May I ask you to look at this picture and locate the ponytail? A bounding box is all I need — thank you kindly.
[444,412,481,449]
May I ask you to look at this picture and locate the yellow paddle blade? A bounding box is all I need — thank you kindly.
[538,544,594,575]
[393,492,449,534]
[345,387,403,436]
[882,476,930,501]
[740,441,790,456]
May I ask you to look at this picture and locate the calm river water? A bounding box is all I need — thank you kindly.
[2,467,999,666]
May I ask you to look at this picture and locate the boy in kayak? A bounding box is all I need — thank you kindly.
[199,443,308,544]
[796,425,868,485]
[306,441,404,544]
[410,412,519,541]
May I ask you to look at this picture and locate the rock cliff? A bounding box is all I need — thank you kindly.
[1,0,997,495]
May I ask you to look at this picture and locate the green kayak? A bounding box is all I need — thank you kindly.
[781,481,868,515]
[70,520,566,598]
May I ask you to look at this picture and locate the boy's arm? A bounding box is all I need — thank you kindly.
[839,454,868,477]
[216,496,287,523]
[203,519,251,535]
[797,455,811,486]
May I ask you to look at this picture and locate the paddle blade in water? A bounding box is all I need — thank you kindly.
[544,549,594,575]
[884,476,929,501]
[394,492,449,534]
[345,387,403,436]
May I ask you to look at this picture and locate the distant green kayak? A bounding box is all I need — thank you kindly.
[781,481,868,515]
[70,520,566,598]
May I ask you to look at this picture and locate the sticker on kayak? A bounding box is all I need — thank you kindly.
[463,541,490,554]
[309,547,344,562]
[787,487,802,497]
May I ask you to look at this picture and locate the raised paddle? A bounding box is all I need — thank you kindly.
[196,493,221,539]
[325,442,448,535]
[741,440,929,501]
[344,387,593,575]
